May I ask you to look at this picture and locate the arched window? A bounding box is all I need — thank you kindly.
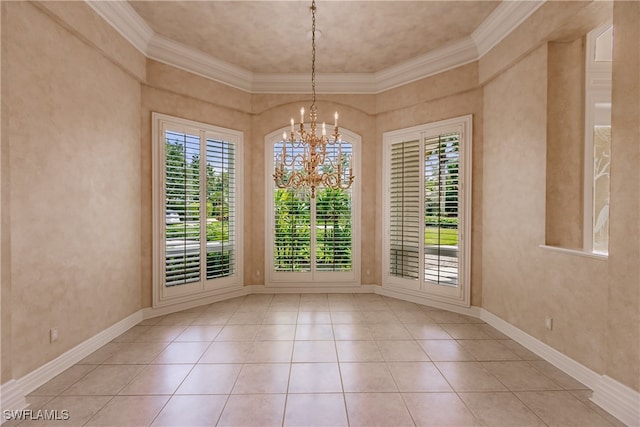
[264,127,361,287]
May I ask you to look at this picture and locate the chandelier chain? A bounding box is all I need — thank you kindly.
[273,0,354,198]
[311,0,316,108]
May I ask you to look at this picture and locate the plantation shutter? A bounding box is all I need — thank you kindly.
[315,142,353,272]
[165,130,201,286]
[273,187,312,272]
[272,139,354,275]
[383,116,470,305]
[163,131,238,287]
[424,134,459,286]
[389,140,421,280]
[273,140,311,272]
[154,113,243,307]
[205,138,236,279]
[315,187,352,271]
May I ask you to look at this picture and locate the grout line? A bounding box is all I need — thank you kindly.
[334,340,350,427]
[30,293,609,427]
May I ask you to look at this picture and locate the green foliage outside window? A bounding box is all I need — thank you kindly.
[166,220,229,242]
[164,137,234,283]
[315,188,352,270]
[274,189,311,271]
[273,187,352,272]
[424,135,459,247]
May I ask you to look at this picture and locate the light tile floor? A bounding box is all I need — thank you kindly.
[15,294,625,427]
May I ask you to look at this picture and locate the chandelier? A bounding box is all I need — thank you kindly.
[273,0,354,198]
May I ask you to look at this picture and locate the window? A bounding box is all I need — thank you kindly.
[584,25,612,255]
[265,127,361,286]
[152,113,243,306]
[383,115,471,306]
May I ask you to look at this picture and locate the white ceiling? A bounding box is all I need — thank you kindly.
[87,1,544,93]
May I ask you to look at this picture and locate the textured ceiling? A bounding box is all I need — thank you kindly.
[129,1,500,74]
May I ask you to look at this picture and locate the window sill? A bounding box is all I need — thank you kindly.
[539,245,608,260]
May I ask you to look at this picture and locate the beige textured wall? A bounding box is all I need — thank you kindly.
[376,63,479,114]
[606,0,640,391]
[35,1,146,83]
[481,0,638,391]
[545,39,585,248]
[146,61,251,114]
[0,0,8,383]
[482,43,610,377]
[252,93,376,117]
[3,2,143,378]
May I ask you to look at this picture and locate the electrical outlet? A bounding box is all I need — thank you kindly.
[50,328,59,343]
[545,316,553,331]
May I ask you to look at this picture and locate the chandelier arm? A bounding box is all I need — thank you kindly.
[274,0,353,199]
[282,153,306,168]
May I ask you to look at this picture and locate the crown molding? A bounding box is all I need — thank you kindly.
[84,0,153,54]
[472,0,545,58]
[147,35,476,94]
[251,73,377,94]
[373,37,478,93]
[252,37,477,94]
[84,0,545,94]
[147,34,254,92]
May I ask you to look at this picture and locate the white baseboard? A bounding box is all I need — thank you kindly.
[479,309,601,389]
[144,285,377,320]
[143,286,250,319]
[481,308,639,427]
[0,380,28,421]
[2,288,637,427]
[254,284,378,294]
[376,286,482,318]
[592,375,640,427]
[4,309,142,408]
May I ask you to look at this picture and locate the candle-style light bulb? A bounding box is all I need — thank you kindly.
[322,122,326,136]
[334,112,338,127]
[290,118,294,134]
[281,133,286,159]
[301,107,305,124]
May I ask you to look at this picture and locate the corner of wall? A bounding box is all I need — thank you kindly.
[0,0,12,386]
[606,0,640,394]
[544,38,586,249]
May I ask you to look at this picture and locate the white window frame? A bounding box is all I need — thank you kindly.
[583,24,612,255]
[382,115,472,306]
[152,112,243,307]
[264,126,361,287]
